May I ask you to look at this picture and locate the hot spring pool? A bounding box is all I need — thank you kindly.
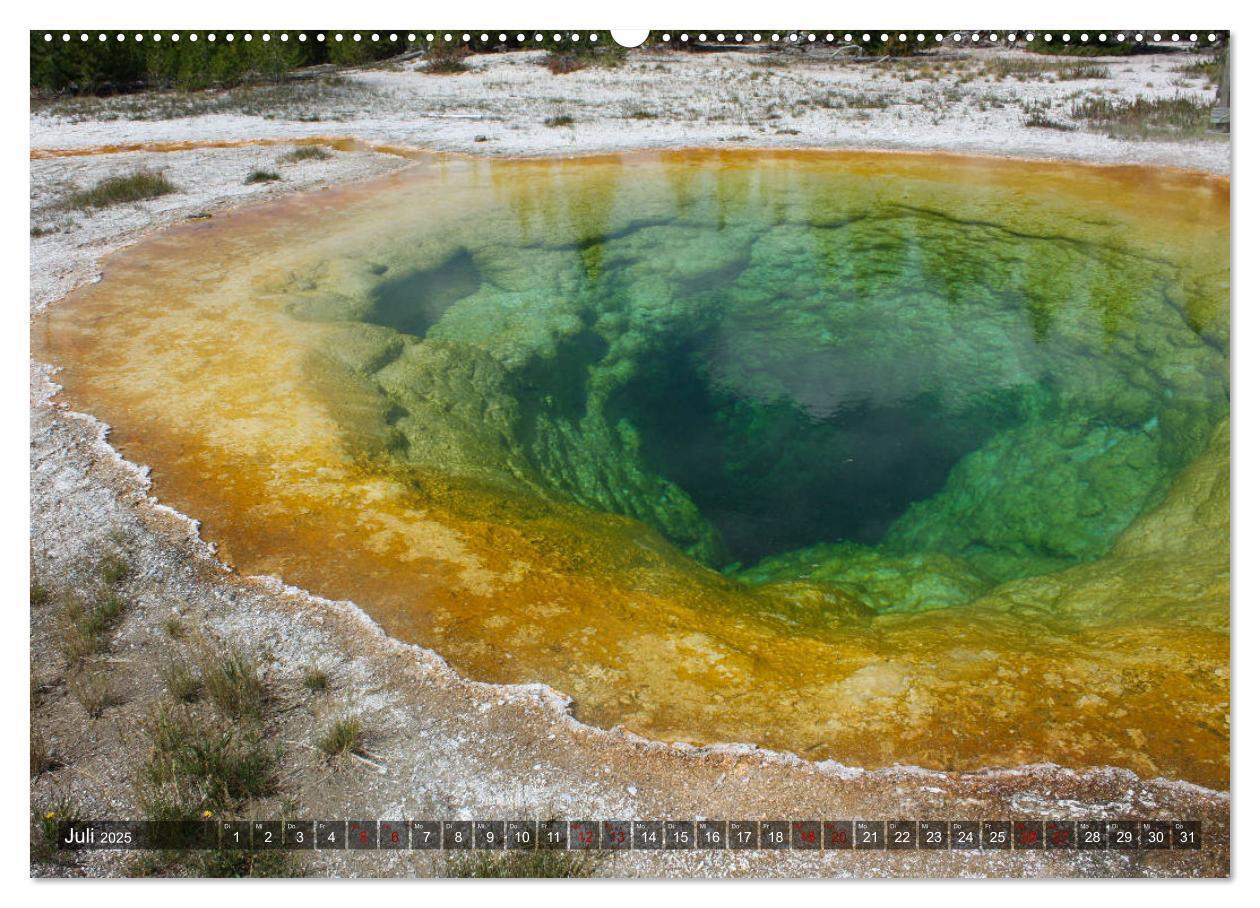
[37,149,1230,786]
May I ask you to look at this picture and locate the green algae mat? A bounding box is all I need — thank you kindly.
[36,149,1230,788]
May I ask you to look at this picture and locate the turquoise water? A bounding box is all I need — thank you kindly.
[282,163,1228,611]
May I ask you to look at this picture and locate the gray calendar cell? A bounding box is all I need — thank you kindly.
[887,820,916,850]
[379,821,407,849]
[570,820,599,850]
[697,820,727,849]
[1014,821,1043,850]
[918,821,948,850]
[220,820,250,850]
[728,821,758,850]
[348,820,377,849]
[759,821,789,850]
[251,821,282,850]
[823,821,853,849]
[633,820,664,850]
[1078,821,1107,850]
[443,820,472,850]
[1046,821,1075,849]
[791,820,820,850]
[854,820,884,850]
[602,820,631,850]
[1141,822,1172,849]
[409,821,441,850]
[950,821,980,851]
[283,820,314,850]
[1108,821,1139,850]
[665,820,695,849]
[981,820,1012,850]
[506,820,538,850]
[539,820,568,850]
[473,820,505,849]
[315,821,345,850]
[1172,821,1201,850]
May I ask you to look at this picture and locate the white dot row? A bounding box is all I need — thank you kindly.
[40,31,1222,45]
[39,32,608,44]
[658,31,1218,44]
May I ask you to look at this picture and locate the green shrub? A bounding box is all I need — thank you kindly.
[867,36,919,57]
[421,43,469,74]
[325,35,406,67]
[31,30,333,94]
[244,169,281,184]
[541,33,627,74]
[1027,36,1138,57]
[981,58,1108,81]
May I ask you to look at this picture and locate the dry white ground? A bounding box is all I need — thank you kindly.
[28,44,1231,878]
[33,45,1228,171]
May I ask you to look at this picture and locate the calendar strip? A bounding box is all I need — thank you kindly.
[56,819,1201,851]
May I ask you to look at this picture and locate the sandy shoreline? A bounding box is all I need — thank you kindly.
[29,45,1230,877]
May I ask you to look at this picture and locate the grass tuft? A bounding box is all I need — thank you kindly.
[32,794,79,864]
[31,730,61,777]
[129,846,297,878]
[981,58,1108,82]
[69,667,125,717]
[200,644,267,721]
[544,114,575,127]
[37,77,374,124]
[318,717,364,758]
[1024,110,1077,130]
[244,169,282,185]
[57,593,128,664]
[65,170,176,210]
[445,849,601,877]
[278,145,332,163]
[139,704,278,820]
[98,552,131,586]
[1068,93,1213,138]
[161,659,203,703]
[301,667,329,692]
